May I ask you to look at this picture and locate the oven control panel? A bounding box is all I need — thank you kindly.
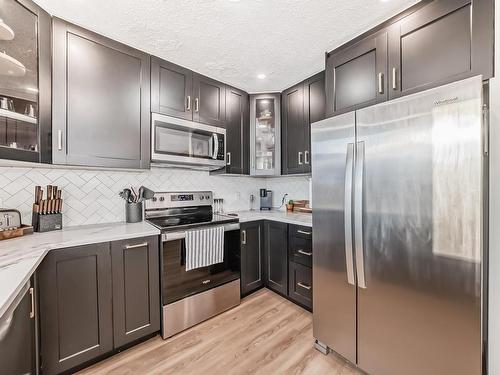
[145,191,213,209]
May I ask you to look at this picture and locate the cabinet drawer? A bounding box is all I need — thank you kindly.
[289,235,312,268]
[288,262,312,309]
[289,224,312,239]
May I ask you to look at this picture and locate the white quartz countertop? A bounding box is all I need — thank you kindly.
[0,221,160,318]
[231,210,312,227]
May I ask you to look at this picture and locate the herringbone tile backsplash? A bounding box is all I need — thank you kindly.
[0,166,310,227]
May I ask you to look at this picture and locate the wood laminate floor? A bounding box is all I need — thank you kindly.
[77,289,362,375]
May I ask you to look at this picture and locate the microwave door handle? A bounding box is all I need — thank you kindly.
[212,134,218,159]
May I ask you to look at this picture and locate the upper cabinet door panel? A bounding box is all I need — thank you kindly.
[326,32,387,117]
[193,74,226,128]
[225,86,249,174]
[282,84,304,175]
[52,18,151,169]
[303,71,325,173]
[151,57,193,120]
[388,0,493,99]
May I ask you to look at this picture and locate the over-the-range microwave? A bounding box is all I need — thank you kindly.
[151,113,226,170]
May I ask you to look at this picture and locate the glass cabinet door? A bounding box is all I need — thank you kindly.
[250,93,281,176]
[0,0,49,162]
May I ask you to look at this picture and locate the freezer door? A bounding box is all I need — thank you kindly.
[311,111,356,363]
[355,76,484,375]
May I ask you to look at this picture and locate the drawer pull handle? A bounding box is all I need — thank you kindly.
[298,249,312,256]
[297,230,311,235]
[297,282,311,290]
[29,287,35,319]
[125,242,148,250]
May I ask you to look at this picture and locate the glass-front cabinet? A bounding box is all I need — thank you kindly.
[250,93,281,176]
[0,0,51,163]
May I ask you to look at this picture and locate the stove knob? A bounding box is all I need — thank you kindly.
[159,197,165,202]
[206,195,210,200]
[200,196,204,200]
[152,197,157,202]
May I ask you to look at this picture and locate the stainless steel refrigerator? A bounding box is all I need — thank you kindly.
[311,76,485,375]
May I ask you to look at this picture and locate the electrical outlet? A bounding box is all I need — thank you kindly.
[0,198,3,207]
[235,192,241,200]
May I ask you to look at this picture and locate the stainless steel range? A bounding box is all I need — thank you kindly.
[145,191,241,339]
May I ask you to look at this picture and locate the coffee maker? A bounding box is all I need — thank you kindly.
[259,189,273,210]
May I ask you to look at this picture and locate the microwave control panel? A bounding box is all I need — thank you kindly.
[216,136,225,160]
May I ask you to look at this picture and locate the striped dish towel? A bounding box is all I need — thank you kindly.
[185,226,224,271]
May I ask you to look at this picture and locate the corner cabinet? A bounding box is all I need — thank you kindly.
[282,71,325,175]
[52,18,151,169]
[250,93,281,176]
[0,0,51,163]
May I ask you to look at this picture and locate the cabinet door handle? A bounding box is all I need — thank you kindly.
[297,282,311,290]
[392,67,397,90]
[241,230,246,245]
[57,130,63,151]
[298,152,303,165]
[125,242,148,250]
[297,230,311,235]
[298,249,312,256]
[304,150,309,165]
[194,98,199,112]
[378,72,384,94]
[227,152,231,166]
[186,95,191,111]
[29,287,35,319]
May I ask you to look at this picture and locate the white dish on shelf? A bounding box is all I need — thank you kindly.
[0,19,14,41]
[0,51,26,77]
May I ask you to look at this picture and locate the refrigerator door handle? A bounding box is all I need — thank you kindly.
[354,141,367,289]
[344,143,355,286]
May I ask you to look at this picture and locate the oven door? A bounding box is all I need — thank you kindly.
[161,223,240,306]
[151,113,226,169]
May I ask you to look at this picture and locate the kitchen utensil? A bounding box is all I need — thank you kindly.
[140,186,155,201]
[130,187,139,203]
[138,186,145,202]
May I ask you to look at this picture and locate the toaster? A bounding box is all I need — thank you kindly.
[0,209,22,231]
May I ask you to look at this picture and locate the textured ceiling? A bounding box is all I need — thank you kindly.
[34,0,419,93]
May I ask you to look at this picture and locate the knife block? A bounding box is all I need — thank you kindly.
[32,213,62,233]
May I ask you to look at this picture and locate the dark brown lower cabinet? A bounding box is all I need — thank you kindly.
[39,236,160,374]
[38,243,113,374]
[111,237,160,348]
[288,262,312,310]
[240,221,264,296]
[264,221,288,296]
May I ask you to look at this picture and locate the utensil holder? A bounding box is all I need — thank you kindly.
[125,202,143,223]
[32,213,62,233]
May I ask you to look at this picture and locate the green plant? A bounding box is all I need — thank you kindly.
[288,199,294,205]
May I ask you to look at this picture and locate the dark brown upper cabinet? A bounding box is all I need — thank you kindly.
[282,71,325,175]
[0,0,51,164]
[151,56,226,128]
[388,0,494,99]
[52,18,151,169]
[151,58,193,121]
[326,32,387,117]
[193,73,226,128]
[224,86,249,174]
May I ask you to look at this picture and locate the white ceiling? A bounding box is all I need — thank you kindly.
[34,0,419,93]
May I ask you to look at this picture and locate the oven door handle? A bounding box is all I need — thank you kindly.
[162,222,240,242]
